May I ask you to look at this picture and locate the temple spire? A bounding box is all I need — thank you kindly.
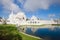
[11,11,14,14]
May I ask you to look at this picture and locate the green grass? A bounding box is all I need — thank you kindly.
[19,32,40,40]
[51,24,60,26]
[0,24,41,40]
[0,24,17,33]
[19,24,45,27]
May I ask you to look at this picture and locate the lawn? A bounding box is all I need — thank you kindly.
[19,32,40,40]
[0,24,41,40]
[51,24,60,26]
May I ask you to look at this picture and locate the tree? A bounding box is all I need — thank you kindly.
[26,18,29,21]
[0,30,22,40]
[3,19,7,25]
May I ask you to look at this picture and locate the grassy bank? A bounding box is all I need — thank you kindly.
[19,24,46,27]
[0,24,41,40]
[19,32,40,40]
[51,24,60,26]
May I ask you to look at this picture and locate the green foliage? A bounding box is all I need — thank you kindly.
[52,24,60,26]
[0,24,41,40]
[19,32,40,40]
[0,24,22,40]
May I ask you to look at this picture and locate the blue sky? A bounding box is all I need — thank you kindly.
[0,0,60,19]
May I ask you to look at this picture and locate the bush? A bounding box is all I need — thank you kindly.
[0,30,22,40]
[0,24,22,40]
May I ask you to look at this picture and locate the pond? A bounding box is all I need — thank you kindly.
[24,25,60,40]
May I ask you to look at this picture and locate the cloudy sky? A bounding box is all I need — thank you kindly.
[0,0,60,19]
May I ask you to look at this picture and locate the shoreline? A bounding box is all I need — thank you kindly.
[20,32,41,39]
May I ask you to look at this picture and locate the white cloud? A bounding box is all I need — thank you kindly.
[1,0,21,13]
[18,0,60,11]
[24,0,50,11]
[18,0,24,5]
[48,14,55,18]
[0,0,60,12]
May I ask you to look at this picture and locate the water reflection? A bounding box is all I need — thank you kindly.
[25,26,60,40]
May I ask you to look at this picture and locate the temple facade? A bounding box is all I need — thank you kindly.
[7,12,57,25]
[7,12,26,25]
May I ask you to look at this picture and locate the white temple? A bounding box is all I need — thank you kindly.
[7,11,57,25]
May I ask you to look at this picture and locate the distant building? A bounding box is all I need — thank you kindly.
[7,11,26,25]
[7,11,57,25]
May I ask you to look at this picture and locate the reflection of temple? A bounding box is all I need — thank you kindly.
[7,11,57,25]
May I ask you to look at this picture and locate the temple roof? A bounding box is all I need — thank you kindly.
[31,15,37,20]
[16,12,26,18]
